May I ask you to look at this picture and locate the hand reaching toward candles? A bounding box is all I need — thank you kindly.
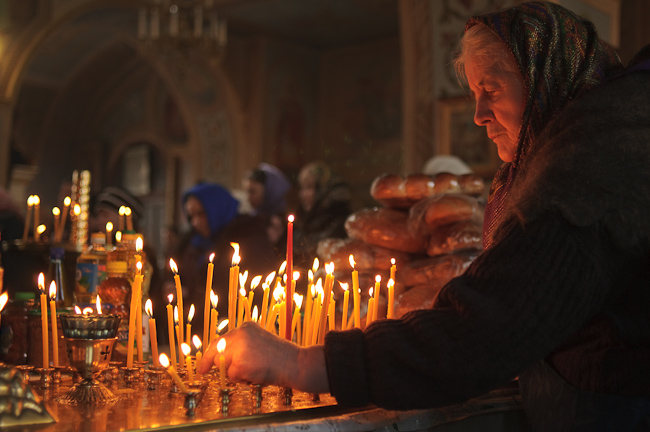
[199,322,329,394]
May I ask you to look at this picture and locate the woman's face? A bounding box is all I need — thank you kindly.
[184,196,211,238]
[465,54,525,163]
[299,176,317,212]
[244,179,265,211]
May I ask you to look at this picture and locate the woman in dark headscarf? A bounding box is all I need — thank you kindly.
[201,3,650,429]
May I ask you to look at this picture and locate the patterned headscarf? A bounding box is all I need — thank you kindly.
[466,1,623,248]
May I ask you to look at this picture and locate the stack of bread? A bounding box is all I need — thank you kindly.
[317,172,485,323]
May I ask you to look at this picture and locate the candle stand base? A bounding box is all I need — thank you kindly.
[282,387,293,406]
[121,366,139,384]
[220,388,230,414]
[145,369,164,391]
[15,365,34,385]
[51,366,66,385]
[184,390,200,417]
[252,384,263,408]
[109,361,122,381]
[312,393,320,402]
[35,368,51,389]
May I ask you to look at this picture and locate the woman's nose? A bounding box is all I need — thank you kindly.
[474,96,494,126]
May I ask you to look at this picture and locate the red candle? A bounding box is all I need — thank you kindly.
[285,215,294,340]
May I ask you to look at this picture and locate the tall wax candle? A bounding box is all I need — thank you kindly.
[387,278,395,319]
[174,306,185,368]
[33,195,40,238]
[193,335,203,380]
[182,343,194,382]
[169,259,184,347]
[126,266,144,368]
[22,196,33,243]
[260,282,270,329]
[159,354,188,393]
[203,253,215,354]
[57,196,70,243]
[350,255,361,328]
[373,275,382,321]
[145,299,160,367]
[366,288,375,327]
[105,222,113,246]
[166,295,177,368]
[52,207,60,243]
[328,292,336,331]
[209,292,218,345]
[135,244,144,362]
[290,293,302,344]
[285,215,294,340]
[186,304,195,345]
[228,243,240,332]
[48,282,59,367]
[125,207,133,231]
[302,281,314,346]
[318,263,335,345]
[118,206,125,232]
[309,291,322,346]
[390,258,396,284]
[340,282,349,331]
[38,273,49,368]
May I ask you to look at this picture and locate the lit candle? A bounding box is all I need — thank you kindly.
[135,239,144,362]
[106,222,113,246]
[285,215,294,340]
[182,343,193,382]
[169,259,184,349]
[125,206,133,231]
[166,294,177,369]
[390,258,397,284]
[203,253,215,354]
[366,287,375,327]
[52,207,60,242]
[118,206,126,232]
[38,273,49,368]
[193,335,202,380]
[145,299,160,367]
[96,295,102,314]
[373,275,382,321]
[387,278,395,319]
[22,196,33,243]
[318,263,335,345]
[328,291,336,331]
[228,243,240,331]
[0,292,8,328]
[260,271,275,329]
[48,281,59,367]
[291,293,303,344]
[248,275,261,322]
[57,196,71,243]
[252,306,259,323]
[302,271,314,346]
[186,304,195,345]
[340,282,349,331]
[174,306,185,368]
[309,283,323,346]
[209,292,218,346]
[127,262,144,368]
[33,195,40,239]
[265,303,280,333]
[237,271,248,327]
[217,338,226,389]
[159,354,188,393]
[350,255,361,328]
[35,224,46,243]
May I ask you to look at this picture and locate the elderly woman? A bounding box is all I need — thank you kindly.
[201,3,650,429]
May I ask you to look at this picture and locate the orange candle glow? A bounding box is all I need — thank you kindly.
[135,239,144,362]
[159,354,188,393]
[182,343,194,382]
[166,294,177,369]
[340,282,350,331]
[169,259,184,349]
[125,206,133,231]
[118,206,126,232]
[209,292,218,346]
[38,273,49,368]
[373,275,381,321]
[390,258,396,284]
[387,278,395,319]
[193,335,203,380]
[0,292,8,329]
[145,299,160,367]
[318,263,335,345]
[217,338,226,389]
[33,195,40,239]
[291,293,303,344]
[367,287,375,327]
[127,262,144,368]
[105,222,113,246]
[350,255,361,328]
[48,282,59,367]
[57,196,71,243]
[174,306,185,368]
[186,304,195,345]
[228,243,240,332]
[203,253,215,354]
[22,196,33,243]
[260,271,275,329]
[52,207,60,242]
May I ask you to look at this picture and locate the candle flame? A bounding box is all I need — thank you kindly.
[310,283,316,297]
[136,237,143,252]
[181,343,191,356]
[369,287,374,297]
[209,253,215,263]
[391,257,396,265]
[36,224,46,235]
[252,306,259,322]
[169,258,179,274]
[38,272,45,292]
[230,242,240,266]
[82,307,93,315]
[325,262,335,274]
[124,207,132,216]
[119,206,126,216]
[283,273,287,284]
[375,275,381,283]
[73,204,81,216]
[32,195,40,205]
[52,207,60,216]
[388,278,395,288]
[48,281,57,299]
[340,282,349,291]
[217,319,229,333]
[288,214,294,223]
[264,271,276,286]
[217,338,226,353]
[167,294,174,304]
[312,258,319,273]
[187,304,195,322]
[272,284,284,301]
[278,260,287,275]
[145,299,153,317]
[315,278,323,291]
[210,291,218,308]
[116,231,122,242]
[308,269,314,283]
[192,335,202,350]
[250,275,262,290]
[239,271,248,287]
[64,196,71,206]
[293,271,300,281]
[0,292,9,312]
[96,295,102,314]
[106,221,113,232]
[159,353,170,368]
[75,305,82,314]
[293,293,303,309]
[174,306,179,323]
[27,195,33,206]
[239,287,246,297]
[136,261,142,272]
[349,255,356,269]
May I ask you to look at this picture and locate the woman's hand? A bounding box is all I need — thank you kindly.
[198,322,330,394]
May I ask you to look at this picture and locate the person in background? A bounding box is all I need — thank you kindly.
[168,182,281,334]
[200,2,650,429]
[89,186,146,237]
[293,161,351,270]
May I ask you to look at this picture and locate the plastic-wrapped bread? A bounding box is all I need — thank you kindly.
[408,193,484,235]
[399,250,479,288]
[427,220,483,257]
[345,207,427,254]
[316,237,411,272]
[370,172,484,209]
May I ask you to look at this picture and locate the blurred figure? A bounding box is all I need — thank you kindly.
[294,162,351,269]
[89,186,145,236]
[422,155,473,176]
[168,183,281,333]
